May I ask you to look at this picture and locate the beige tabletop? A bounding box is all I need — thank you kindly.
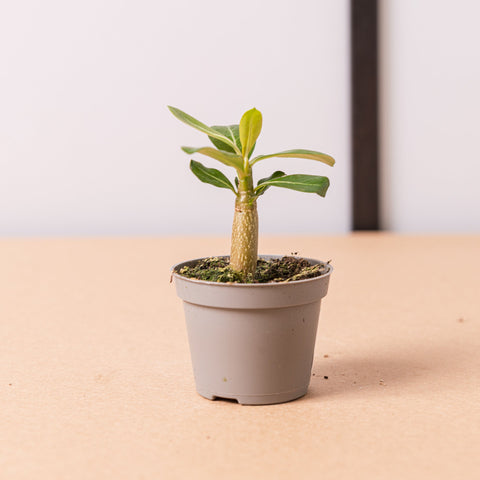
[1,233,479,479]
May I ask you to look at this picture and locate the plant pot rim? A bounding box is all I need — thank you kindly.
[171,254,333,287]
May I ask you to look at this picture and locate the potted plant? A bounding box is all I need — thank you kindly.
[169,106,335,405]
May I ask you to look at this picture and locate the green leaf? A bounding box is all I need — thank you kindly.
[257,174,330,197]
[239,108,262,158]
[189,160,236,193]
[208,125,242,154]
[254,170,286,196]
[168,106,237,151]
[250,149,335,167]
[181,146,243,171]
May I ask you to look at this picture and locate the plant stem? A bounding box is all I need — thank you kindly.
[230,173,258,277]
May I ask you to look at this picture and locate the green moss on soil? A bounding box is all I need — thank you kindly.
[175,256,330,284]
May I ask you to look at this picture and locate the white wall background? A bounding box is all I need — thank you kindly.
[0,0,351,237]
[380,0,480,233]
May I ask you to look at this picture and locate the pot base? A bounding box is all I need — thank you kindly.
[197,386,308,406]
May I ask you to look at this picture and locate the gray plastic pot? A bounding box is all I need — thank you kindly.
[172,255,332,405]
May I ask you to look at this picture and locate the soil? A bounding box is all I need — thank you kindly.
[175,256,330,284]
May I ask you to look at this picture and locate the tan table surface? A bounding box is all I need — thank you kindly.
[1,234,479,479]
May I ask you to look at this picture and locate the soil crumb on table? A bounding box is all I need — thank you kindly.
[175,256,330,284]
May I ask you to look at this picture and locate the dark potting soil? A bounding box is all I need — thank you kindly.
[175,256,330,284]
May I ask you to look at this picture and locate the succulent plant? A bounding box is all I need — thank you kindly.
[169,106,335,278]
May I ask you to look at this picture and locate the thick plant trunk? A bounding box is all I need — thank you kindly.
[230,174,258,277]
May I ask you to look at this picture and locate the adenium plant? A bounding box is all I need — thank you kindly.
[169,106,335,279]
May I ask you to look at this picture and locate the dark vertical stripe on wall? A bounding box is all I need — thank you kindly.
[351,0,379,230]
